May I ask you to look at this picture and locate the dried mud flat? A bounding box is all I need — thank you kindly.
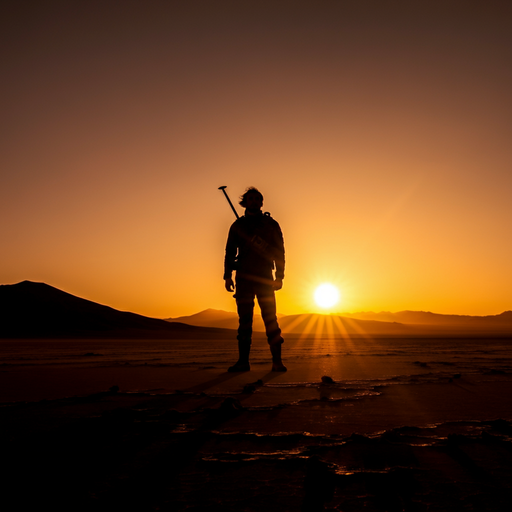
[1,336,512,511]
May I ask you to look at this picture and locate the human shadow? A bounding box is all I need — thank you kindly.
[183,362,288,395]
[182,371,241,394]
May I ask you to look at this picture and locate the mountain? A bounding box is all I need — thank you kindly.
[0,281,234,338]
[342,310,512,327]
[168,308,512,336]
[167,309,266,331]
[166,309,417,335]
[4,281,510,338]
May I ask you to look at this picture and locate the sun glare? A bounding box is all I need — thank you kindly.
[314,283,340,309]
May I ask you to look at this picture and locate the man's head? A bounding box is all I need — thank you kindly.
[239,187,263,214]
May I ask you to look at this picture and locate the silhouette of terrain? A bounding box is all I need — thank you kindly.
[167,310,417,335]
[169,308,512,335]
[3,281,511,338]
[343,309,512,325]
[0,281,233,338]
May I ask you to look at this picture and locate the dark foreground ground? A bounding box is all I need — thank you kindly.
[1,336,512,511]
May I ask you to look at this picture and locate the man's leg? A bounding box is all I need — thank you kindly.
[257,285,287,372]
[229,279,254,372]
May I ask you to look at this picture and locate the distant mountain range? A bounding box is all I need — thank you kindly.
[2,281,511,338]
[0,281,233,338]
[167,309,412,335]
[167,308,512,335]
[341,310,512,325]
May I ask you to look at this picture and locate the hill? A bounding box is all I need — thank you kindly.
[0,281,234,338]
[343,310,512,327]
[3,281,510,338]
[166,309,417,335]
[169,308,512,336]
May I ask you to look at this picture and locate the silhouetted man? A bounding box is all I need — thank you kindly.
[224,187,286,372]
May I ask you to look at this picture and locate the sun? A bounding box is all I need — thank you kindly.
[313,283,340,309]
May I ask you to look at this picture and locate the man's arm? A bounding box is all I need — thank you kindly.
[223,223,238,291]
[273,222,285,284]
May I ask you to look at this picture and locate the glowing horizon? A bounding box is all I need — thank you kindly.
[2,3,511,319]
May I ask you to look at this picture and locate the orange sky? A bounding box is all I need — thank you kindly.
[2,1,511,318]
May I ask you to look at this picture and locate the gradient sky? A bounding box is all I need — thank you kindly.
[2,1,511,318]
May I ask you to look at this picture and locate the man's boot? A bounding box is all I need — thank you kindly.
[270,341,287,372]
[228,341,251,372]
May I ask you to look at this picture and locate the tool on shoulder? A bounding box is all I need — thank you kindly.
[218,186,240,219]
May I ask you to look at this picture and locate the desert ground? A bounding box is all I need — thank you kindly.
[1,334,512,511]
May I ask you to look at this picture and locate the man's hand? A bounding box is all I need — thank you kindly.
[225,278,235,292]
[272,278,283,291]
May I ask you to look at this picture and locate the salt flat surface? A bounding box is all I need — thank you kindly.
[2,335,512,510]
[1,336,511,404]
